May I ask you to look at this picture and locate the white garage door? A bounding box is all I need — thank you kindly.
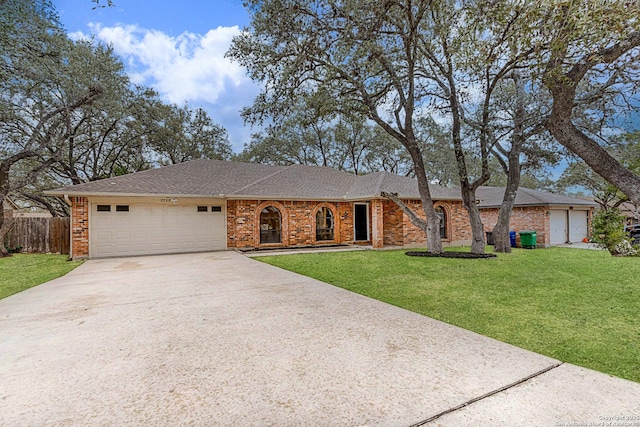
[549,210,567,245]
[568,210,588,243]
[90,203,226,258]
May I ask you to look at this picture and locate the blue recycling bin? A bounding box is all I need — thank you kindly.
[509,231,517,248]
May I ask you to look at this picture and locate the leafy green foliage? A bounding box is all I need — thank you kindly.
[147,104,231,166]
[592,208,637,256]
[238,108,422,176]
[258,248,640,382]
[541,1,640,204]
[0,0,231,221]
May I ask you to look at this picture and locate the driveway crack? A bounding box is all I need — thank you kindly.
[409,362,564,426]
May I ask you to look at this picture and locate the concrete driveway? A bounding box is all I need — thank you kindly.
[1,251,638,426]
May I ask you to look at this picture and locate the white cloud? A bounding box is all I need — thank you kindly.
[70,23,262,151]
[88,23,249,105]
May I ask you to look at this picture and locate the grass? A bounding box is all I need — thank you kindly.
[0,254,82,300]
[258,247,640,383]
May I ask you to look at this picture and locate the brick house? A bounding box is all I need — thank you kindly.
[477,186,597,247]
[47,160,595,259]
[2,197,53,218]
[619,201,640,226]
[2,197,18,218]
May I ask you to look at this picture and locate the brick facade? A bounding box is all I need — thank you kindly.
[71,196,89,258]
[382,201,403,246]
[227,200,357,249]
[69,196,479,257]
[371,199,384,248]
[398,200,473,247]
[226,198,473,250]
[480,206,549,247]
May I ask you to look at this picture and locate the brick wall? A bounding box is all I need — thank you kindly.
[371,199,384,248]
[382,200,403,245]
[226,199,258,248]
[398,199,473,246]
[71,197,89,258]
[227,200,356,249]
[335,202,354,244]
[446,201,473,242]
[480,206,549,247]
[70,196,483,254]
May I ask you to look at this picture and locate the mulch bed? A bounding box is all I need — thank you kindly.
[405,251,497,259]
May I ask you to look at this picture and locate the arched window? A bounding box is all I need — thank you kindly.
[436,207,447,239]
[260,206,281,244]
[316,207,334,241]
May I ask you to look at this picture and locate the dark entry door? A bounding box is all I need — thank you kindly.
[354,204,368,241]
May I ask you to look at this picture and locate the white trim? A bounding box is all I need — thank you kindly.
[88,200,93,258]
[68,196,73,259]
[353,202,370,241]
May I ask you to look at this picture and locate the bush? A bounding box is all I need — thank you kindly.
[591,208,637,256]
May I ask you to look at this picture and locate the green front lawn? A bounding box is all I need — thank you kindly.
[0,254,82,300]
[258,247,640,383]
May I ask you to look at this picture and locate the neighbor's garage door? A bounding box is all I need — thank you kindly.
[549,210,567,245]
[568,210,588,243]
[90,203,226,258]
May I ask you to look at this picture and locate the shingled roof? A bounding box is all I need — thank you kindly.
[476,186,598,208]
[46,159,461,201]
[47,160,595,207]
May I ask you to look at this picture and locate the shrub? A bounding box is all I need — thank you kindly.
[591,208,637,256]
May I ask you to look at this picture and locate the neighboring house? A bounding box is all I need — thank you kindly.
[12,208,53,218]
[3,197,19,218]
[619,201,640,226]
[2,197,53,218]
[47,159,594,259]
[477,187,597,247]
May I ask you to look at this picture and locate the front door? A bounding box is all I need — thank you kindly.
[354,204,368,241]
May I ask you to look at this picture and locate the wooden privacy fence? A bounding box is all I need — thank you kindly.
[4,217,70,254]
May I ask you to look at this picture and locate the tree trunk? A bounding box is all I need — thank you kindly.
[493,72,525,253]
[408,146,443,254]
[0,163,11,257]
[460,186,486,253]
[0,196,10,258]
[493,178,519,253]
[493,186,518,253]
[368,121,442,253]
[443,45,486,254]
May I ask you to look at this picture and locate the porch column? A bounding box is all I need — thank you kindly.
[71,196,89,259]
[371,199,384,249]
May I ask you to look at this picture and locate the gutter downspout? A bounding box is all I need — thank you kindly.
[63,195,72,260]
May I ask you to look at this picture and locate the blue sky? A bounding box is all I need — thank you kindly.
[54,0,258,152]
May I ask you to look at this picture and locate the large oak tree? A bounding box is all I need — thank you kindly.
[0,0,102,255]
[230,0,550,253]
[541,1,640,204]
[230,0,448,252]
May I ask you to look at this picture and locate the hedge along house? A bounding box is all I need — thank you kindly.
[47,159,471,259]
[477,186,598,247]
